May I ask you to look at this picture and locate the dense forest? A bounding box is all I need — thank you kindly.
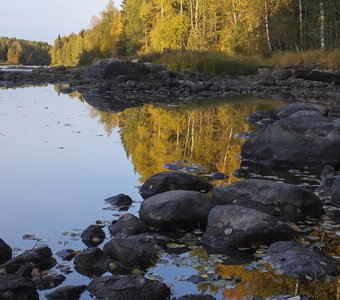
[0,37,51,65]
[51,0,340,66]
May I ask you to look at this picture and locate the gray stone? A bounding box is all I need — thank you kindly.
[108,214,149,238]
[272,69,292,80]
[139,190,214,229]
[265,241,340,279]
[105,194,132,208]
[0,274,38,300]
[276,103,327,119]
[202,205,293,253]
[87,275,171,300]
[81,225,105,247]
[176,295,216,300]
[139,171,213,199]
[0,239,12,265]
[45,285,87,300]
[212,179,323,221]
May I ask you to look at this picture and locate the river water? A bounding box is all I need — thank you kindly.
[0,85,338,299]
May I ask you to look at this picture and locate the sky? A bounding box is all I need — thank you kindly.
[0,0,122,45]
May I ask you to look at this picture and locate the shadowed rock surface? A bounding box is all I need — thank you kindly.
[211,179,323,221]
[0,239,12,265]
[0,274,38,300]
[139,190,214,229]
[139,171,213,199]
[108,214,150,238]
[202,205,294,253]
[45,285,87,300]
[87,275,171,300]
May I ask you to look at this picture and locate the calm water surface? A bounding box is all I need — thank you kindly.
[0,86,338,299]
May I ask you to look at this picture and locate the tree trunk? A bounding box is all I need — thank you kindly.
[320,0,325,49]
[265,0,272,51]
[299,0,303,48]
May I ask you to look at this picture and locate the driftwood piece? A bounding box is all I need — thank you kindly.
[293,69,340,85]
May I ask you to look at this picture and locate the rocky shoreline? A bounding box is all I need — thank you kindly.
[0,59,340,299]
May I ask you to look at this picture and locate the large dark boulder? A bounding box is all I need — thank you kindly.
[81,225,106,247]
[212,179,323,221]
[2,246,55,274]
[139,190,214,229]
[74,248,112,277]
[275,103,328,119]
[0,274,38,300]
[139,172,213,199]
[202,205,293,253]
[265,241,340,279]
[45,285,87,300]
[83,58,150,79]
[108,214,149,238]
[103,234,159,269]
[241,115,340,172]
[87,275,170,300]
[0,239,12,265]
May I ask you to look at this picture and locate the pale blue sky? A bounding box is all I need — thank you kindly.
[0,0,122,45]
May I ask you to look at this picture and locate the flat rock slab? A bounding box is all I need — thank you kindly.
[241,115,340,172]
[202,205,293,253]
[139,171,213,199]
[103,234,159,270]
[212,179,323,221]
[265,241,340,280]
[139,190,214,229]
[87,275,170,300]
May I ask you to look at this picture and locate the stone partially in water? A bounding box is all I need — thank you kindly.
[0,239,12,265]
[175,295,216,300]
[108,214,149,238]
[2,246,56,274]
[81,225,106,247]
[139,190,214,230]
[88,275,170,300]
[139,172,213,199]
[105,194,133,208]
[265,241,340,280]
[275,103,327,119]
[45,285,87,300]
[202,205,293,253]
[0,274,38,300]
[241,115,340,172]
[103,234,159,270]
[211,179,323,221]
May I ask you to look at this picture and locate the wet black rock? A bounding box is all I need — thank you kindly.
[74,248,113,277]
[3,246,56,274]
[175,295,216,300]
[275,103,327,119]
[32,273,65,290]
[45,285,87,300]
[0,274,38,300]
[241,115,340,172]
[265,241,340,279]
[202,205,293,253]
[246,110,278,124]
[81,225,106,247]
[212,179,323,221]
[0,239,12,265]
[83,58,150,79]
[105,194,132,208]
[87,275,171,300]
[108,214,149,238]
[139,171,213,199]
[103,234,159,269]
[271,69,292,80]
[139,190,214,229]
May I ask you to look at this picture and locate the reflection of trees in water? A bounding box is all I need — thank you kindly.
[89,98,282,183]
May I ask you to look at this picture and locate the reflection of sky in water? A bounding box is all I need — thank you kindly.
[0,86,337,300]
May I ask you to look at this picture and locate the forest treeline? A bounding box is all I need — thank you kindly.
[0,37,51,65]
[51,0,340,66]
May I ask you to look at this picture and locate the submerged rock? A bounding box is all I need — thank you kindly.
[0,239,12,265]
[105,194,132,208]
[108,214,149,238]
[212,179,323,221]
[241,115,340,172]
[139,190,214,230]
[81,225,106,247]
[139,171,213,199]
[74,248,112,277]
[202,205,293,253]
[87,275,170,300]
[2,246,56,274]
[103,234,159,270]
[265,241,340,279]
[45,285,87,300]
